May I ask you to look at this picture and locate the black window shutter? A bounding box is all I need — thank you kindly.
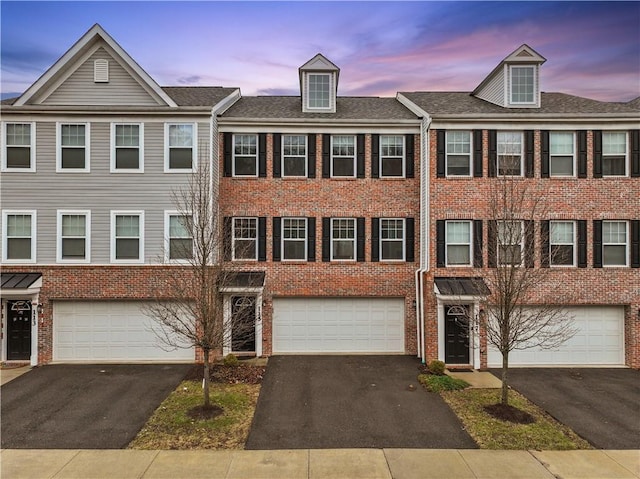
[488,130,497,177]
[405,217,415,262]
[357,134,365,178]
[272,217,281,261]
[473,130,483,177]
[593,130,603,178]
[307,217,316,262]
[436,130,446,178]
[258,217,266,261]
[307,134,316,178]
[631,220,640,268]
[488,220,497,267]
[357,217,365,262]
[436,220,446,267]
[540,220,550,268]
[322,134,331,178]
[577,131,588,178]
[223,217,232,260]
[525,130,534,178]
[272,133,281,178]
[322,217,330,262]
[371,135,380,178]
[473,220,483,267]
[371,218,380,262]
[593,220,603,268]
[405,134,415,178]
[577,220,587,268]
[631,130,640,178]
[223,133,232,177]
[258,134,267,178]
[525,220,535,268]
[541,130,550,178]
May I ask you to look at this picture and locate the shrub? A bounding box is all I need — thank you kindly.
[427,360,446,376]
[419,374,469,393]
[223,353,239,367]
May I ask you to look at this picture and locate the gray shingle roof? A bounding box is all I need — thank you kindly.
[221,96,419,121]
[400,92,639,116]
[161,86,238,106]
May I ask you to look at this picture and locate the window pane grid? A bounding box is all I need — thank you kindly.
[115,124,139,147]
[308,74,330,108]
[115,215,140,237]
[7,215,31,237]
[62,215,86,237]
[498,221,522,265]
[497,131,522,175]
[169,124,193,147]
[381,219,404,260]
[331,218,355,260]
[446,221,471,265]
[511,66,534,103]
[6,124,30,145]
[233,218,257,260]
[602,132,626,155]
[61,124,85,146]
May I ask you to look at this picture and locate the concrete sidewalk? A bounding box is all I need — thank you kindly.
[2,449,638,479]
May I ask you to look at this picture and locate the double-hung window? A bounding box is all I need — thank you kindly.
[603,221,627,266]
[282,135,307,177]
[550,221,575,266]
[446,221,472,266]
[233,134,258,177]
[380,135,404,177]
[165,123,195,171]
[2,211,36,263]
[497,220,523,265]
[112,123,143,172]
[233,217,257,260]
[57,123,89,171]
[331,218,355,260]
[380,218,404,261]
[550,132,574,176]
[57,211,90,262]
[282,218,307,261]
[331,135,355,177]
[602,132,627,176]
[2,123,35,171]
[166,213,193,261]
[446,131,471,176]
[497,131,523,176]
[510,66,535,104]
[111,212,143,263]
[308,73,330,109]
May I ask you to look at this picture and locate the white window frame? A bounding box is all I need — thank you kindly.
[331,217,356,261]
[331,135,356,178]
[110,210,144,264]
[56,122,90,173]
[445,131,472,177]
[164,211,193,263]
[497,131,523,177]
[497,220,524,266]
[1,122,36,172]
[110,123,144,173]
[509,65,535,105]
[602,131,628,177]
[380,135,405,178]
[307,73,331,110]
[57,210,91,264]
[281,217,308,262]
[164,123,197,173]
[233,134,258,178]
[232,217,258,261]
[602,220,628,267]
[380,218,405,262]
[2,210,36,264]
[445,220,472,267]
[549,131,576,177]
[281,135,307,178]
[549,220,576,267]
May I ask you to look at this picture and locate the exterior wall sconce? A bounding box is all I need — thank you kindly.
[37,303,44,314]
[412,300,417,309]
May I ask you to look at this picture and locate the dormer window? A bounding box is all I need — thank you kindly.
[299,53,339,113]
[510,65,535,104]
[308,73,331,109]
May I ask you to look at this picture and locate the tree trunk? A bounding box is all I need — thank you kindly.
[203,348,211,407]
[501,351,509,405]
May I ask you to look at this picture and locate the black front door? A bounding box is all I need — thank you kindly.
[7,300,32,360]
[444,305,469,364]
[231,296,256,352]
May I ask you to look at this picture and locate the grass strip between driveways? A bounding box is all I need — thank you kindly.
[128,381,260,449]
[440,388,592,450]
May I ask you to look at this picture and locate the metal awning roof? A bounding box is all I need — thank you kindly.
[1,273,42,290]
[222,271,265,288]
[435,277,490,296]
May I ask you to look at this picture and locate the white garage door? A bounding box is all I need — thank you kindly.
[488,306,624,367]
[273,298,405,353]
[54,301,193,361]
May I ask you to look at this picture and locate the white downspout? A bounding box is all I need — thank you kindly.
[419,116,432,364]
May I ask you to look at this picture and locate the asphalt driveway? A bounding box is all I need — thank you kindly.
[493,368,640,449]
[246,355,477,449]
[1,364,191,449]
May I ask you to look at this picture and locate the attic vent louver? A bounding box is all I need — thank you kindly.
[94,59,109,83]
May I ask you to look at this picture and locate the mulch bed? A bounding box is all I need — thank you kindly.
[184,364,266,384]
[484,403,536,424]
[186,404,224,420]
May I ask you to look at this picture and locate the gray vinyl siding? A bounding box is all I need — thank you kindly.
[1,120,211,264]
[475,67,505,107]
[41,48,162,106]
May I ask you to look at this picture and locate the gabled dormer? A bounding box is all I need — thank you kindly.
[299,54,340,113]
[472,44,546,108]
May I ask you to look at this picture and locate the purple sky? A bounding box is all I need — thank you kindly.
[1,1,639,102]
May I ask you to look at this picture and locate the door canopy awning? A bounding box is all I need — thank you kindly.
[1,273,42,292]
[434,277,490,297]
